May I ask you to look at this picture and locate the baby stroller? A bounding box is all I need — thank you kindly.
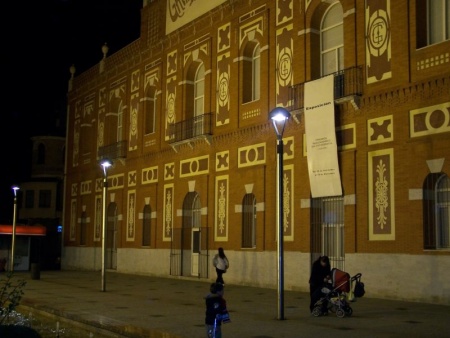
[312,269,362,318]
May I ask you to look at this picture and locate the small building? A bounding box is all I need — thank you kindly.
[14,135,65,270]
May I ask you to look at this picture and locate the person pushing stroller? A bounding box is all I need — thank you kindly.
[309,256,332,315]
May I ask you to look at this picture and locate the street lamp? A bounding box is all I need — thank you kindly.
[100,159,112,292]
[269,107,290,320]
[10,185,20,272]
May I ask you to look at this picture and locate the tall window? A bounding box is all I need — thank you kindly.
[142,204,151,246]
[118,103,124,142]
[37,143,45,164]
[38,189,51,208]
[310,196,344,270]
[144,87,157,135]
[320,2,344,76]
[243,42,260,103]
[242,193,256,248]
[194,63,205,117]
[423,173,450,249]
[436,175,450,248]
[194,63,205,137]
[252,45,261,101]
[104,94,124,147]
[25,190,34,208]
[428,0,450,45]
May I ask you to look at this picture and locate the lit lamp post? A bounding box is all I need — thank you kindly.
[10,185,20,272]
[269,107,290,320]
[100,159,112,292]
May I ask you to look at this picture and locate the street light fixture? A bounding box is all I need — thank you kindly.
[269,107,290,320]
[10,185,20,272]
[100,159,112,292]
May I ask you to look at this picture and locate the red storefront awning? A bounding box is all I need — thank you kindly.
[0,225,46,236]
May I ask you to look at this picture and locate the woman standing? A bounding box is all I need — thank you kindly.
[213,247,229,285]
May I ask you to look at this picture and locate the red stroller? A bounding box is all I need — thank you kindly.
[312,268,362,318]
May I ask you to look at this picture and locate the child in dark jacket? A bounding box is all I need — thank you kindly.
[205,282,230,338]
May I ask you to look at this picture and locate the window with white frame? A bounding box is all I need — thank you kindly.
[194,63,205,117]
[193,63,205,136]
[144,86,157,135]
[427,0,450,45]
[320,2,344,76]
[243,42,261,103]
[252,44,261,101]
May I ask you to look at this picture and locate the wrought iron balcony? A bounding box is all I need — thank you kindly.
[98,140,128,161]
[289,66,363,122]
[167,112,213,151]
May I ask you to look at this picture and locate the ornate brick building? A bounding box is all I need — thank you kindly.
[63,0,450,304]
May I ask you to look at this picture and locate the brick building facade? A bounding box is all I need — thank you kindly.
[63,0,450,304]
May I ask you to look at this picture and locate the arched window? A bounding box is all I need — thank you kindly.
[193,63,205,136]
[104,92,124,146]
[194,63,205,117]
[436,175,450,248]
[320,2,344,76]
[243,42,260,103]
[242,193,256,248]
[423,173,450,249]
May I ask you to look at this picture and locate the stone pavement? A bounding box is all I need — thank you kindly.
[7,270,450,338]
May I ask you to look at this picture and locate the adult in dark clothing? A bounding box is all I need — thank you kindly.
[204,282,230,338]
[309,255,331,314]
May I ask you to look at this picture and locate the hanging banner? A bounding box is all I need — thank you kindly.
[304,75,342,198]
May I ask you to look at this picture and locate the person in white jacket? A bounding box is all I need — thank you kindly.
[213,247,229,285]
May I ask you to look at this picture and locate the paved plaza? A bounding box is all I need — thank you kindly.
[7,270,450,337]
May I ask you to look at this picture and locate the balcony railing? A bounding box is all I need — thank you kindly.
[167,112,213,150]
[98,140,128,161]
[289,66,363,118]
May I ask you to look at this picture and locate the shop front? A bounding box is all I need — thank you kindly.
[0,225,46,271]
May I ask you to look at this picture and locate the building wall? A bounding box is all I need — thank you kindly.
[62,0,450,304]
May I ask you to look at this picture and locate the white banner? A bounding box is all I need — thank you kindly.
[304,75,342,198]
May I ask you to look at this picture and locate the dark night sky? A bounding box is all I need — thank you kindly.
[0,0,142,223]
